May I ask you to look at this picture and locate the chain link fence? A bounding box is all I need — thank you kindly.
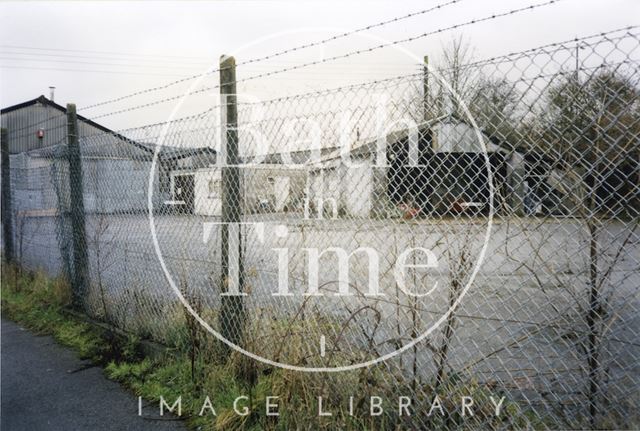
[2,26,639,429]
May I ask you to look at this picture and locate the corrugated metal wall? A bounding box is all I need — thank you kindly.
[1,102,68,153]
[0,99,138,156]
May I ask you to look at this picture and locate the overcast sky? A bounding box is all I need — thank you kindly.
[1,0,638,131]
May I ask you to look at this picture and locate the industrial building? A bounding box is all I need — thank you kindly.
[307,114,586,219]
[0,95,213,215]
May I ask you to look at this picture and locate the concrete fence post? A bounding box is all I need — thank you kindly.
[218,55,245,349]
[1,128,14,264]
[423,55,429,121]
[66,104,89,309]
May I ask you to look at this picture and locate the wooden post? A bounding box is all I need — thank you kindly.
[218,55,245,349]
[66,104,89,309]
[1,128,14,263]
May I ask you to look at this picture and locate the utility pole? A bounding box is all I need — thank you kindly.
[575,42,582,80]
[423,55,429,122]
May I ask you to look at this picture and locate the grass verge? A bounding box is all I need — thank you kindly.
[2,262,541,430]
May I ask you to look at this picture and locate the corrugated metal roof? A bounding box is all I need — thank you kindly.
[1,96,218,163]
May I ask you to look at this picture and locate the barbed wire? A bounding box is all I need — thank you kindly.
[77,0,466,113]
[446,25,640,72]
[232,0,565,86]
[6,0,566,131]
[84,0,565,121]
[42,33,633,138]
[222,26,636,109]
[233,0,466,68]
[7,17,630,145]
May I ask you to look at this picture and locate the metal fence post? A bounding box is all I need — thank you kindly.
[219,55,245,349]
[66,104,89,309]
[1,128,14,264]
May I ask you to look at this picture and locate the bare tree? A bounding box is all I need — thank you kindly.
[469,77,521,141]
[434,225,474,391]
[537,68,640,426]
[432,36,477,117]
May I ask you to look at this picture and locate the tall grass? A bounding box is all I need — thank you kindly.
[2,261,539,430]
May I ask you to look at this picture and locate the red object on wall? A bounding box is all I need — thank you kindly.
[37,129,44,139]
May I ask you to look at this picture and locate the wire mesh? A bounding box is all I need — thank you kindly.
[2,26,639,429]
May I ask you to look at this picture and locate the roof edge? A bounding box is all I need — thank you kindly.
[1,95,153,154]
